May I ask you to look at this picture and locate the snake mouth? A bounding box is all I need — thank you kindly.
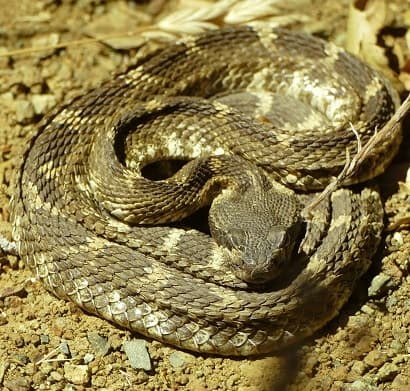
[236,246,292,284]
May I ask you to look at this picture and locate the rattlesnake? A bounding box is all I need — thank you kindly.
[11,26,402,356]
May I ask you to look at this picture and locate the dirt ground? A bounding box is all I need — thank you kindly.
[0,0,409,390]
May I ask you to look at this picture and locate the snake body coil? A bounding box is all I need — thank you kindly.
[12,26,401,355]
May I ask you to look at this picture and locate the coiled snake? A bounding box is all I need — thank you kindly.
[12,26,402,355]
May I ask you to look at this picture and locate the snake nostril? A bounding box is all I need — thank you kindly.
[141,159,189,181]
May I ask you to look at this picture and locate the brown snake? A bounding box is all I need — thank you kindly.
[12,26,402,355]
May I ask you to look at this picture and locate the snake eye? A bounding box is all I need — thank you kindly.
[266,229,288,249]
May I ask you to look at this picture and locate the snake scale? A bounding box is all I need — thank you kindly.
[12,26,402,356]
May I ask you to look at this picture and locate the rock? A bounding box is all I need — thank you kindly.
[0,234,17,255]
[0,312,7,325]
[368,273,391,297]
[31,33,60,59]
[391,373,410,389]
[346,379,379,390]
[31,94,56,115]
[350,360,366,376]
[59,341,71,356]
[83,353,95,364]
[39,362,53,376]
[4,377,32,391]
[50,370,63,382]
[364,350,388,368]
[361,305,374,315]
[390,340,405,354]
[169,351,194,369]
[64,364,90,385]
[4,377,31,391]
[376,362,399,382]
[14,100,34,123]
[87,332,110,356]
[123,339,152,371]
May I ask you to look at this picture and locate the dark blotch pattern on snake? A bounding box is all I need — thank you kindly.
[11,26,402,355]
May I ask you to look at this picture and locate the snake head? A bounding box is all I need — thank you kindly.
[209,175,302,284]
[232,225,300,284]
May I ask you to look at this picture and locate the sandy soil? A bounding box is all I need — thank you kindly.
[0,1,409,390]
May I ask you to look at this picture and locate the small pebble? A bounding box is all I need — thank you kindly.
[390,340,405,353]
[83,353,95,364]
[14,100,34,123]
[123,339,152,371]
[39,362,54,376]
[376,362,399,382]
[0,312,7,325]
[40,334,50,344]
[50,370,63,382]
[59,341,71,356]
[31,94,56,115]
[385,296,398,310]
[361,305,374,315]
[87,332,110,356]
[15,354,30,365]
[64,364,90,385]
[0,234,17,255]
[31,33,60,59]
[392,231,404,246]
[364,350,388,368]
[4,377,32,391]
[350,360,366,376]
[368,273,391,297]
[169,351,191,368]
[0,47,10,68]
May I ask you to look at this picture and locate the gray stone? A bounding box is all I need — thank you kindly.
[368,273,391,297]
[123,339,151,371]
[83,353,94,364]
[59,341,71,356]
[87,332,110,356]
[169,351,194,369]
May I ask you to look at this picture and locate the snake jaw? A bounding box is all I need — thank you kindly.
[234,246,287,284]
